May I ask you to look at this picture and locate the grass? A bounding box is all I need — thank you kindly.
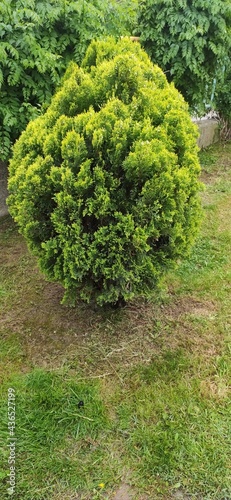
[0,141,231,499]
[0,369,114,499]
[117,350,230,497]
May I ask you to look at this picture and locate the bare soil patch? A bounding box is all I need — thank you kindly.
[0,217,223,380]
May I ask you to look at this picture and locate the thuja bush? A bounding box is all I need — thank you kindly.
[8,38,202,307]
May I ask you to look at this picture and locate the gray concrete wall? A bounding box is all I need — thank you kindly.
[0,161,8,218]
[195,118,220,149]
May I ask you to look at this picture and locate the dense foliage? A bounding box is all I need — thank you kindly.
[0,0,138,161]
[8,38,202,306]
[216,66,231,137]
[137,0,231,114]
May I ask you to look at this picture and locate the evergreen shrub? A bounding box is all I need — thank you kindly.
[8,38,202,307]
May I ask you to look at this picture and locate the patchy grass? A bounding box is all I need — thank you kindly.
[0,141,231,499]
[116,350,230,498]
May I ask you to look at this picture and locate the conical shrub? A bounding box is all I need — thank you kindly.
[8,38,202,306]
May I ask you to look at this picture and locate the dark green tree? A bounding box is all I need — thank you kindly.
[8,38,202,307]
[137,0,231,113]
[216,64,231,137]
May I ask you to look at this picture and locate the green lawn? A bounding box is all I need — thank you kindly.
[0,141,231,499]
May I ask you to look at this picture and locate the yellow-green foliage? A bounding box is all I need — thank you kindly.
[8,38,202,306]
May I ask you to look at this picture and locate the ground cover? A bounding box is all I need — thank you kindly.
[0,141,231,499]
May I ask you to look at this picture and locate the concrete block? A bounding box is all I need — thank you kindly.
[0,161,9,217]
[194,118,220,149]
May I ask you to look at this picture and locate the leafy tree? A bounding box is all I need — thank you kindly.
[137,0,231,114]
[0,0,137,161]
[215,64,231,137]
[8,38,202,307]
[104,0,138,37]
